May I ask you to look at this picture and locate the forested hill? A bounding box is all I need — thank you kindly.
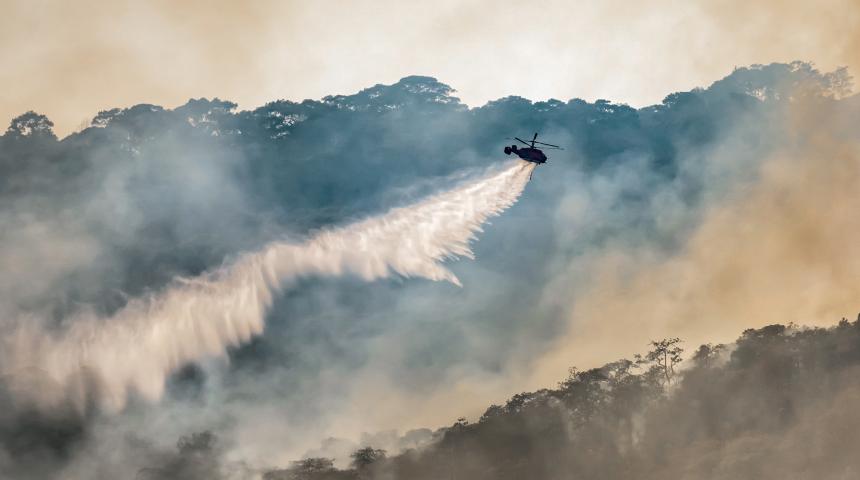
[137,317,860,479]
[253,317,860,480]
[4,62,859,479]
[1,61,848,322]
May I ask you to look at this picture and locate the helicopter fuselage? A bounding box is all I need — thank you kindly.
[504,145,547,164]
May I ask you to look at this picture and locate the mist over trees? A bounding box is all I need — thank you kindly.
[257,317,860,480]
[131,317,860,479]
[1,61,858,478]
[4,63,843,317]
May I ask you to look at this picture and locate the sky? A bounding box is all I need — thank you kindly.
[2,0,858,135]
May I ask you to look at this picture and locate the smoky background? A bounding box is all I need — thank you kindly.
[0,63,858,478]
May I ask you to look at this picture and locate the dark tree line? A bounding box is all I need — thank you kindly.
[255,315,860,480]
[0,63,841,322]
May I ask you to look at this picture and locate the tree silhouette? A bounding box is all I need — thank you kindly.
[635,338,684,386]
[350,447,386,470]
[263,457,338,480]
[5,111,56,139]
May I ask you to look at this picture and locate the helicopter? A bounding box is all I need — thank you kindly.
[503,132,563,164]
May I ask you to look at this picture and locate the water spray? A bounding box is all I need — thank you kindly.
[7,160,536,410]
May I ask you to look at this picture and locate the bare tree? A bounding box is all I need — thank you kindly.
[636,338,684,386]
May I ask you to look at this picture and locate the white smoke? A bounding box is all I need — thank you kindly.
[5,160,535,410]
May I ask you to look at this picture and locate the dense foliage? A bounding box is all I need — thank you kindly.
[3,63,837,316]
[263,317,860,479]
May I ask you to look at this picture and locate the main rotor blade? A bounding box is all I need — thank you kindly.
[532,133,538,142]
[514,137,531,146]
[533,141,561,148]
